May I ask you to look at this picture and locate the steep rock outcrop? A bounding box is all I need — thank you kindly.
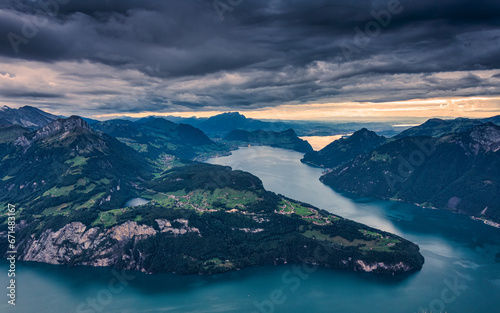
[21,221,157,269]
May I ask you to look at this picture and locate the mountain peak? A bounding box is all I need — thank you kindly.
[19,105,39,110]
[0,105,58,128]
[211,112,247,121]
[43,116,91,133]
[15,116,92,147]
[350,128,383,140]
[426,118,445,123]
[355,127,371,134]
[222,111,244,117]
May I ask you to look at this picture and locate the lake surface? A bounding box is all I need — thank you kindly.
[299,135,347,150]
[2,146,499,313]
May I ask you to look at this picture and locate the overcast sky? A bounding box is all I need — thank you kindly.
[0,0,499,120]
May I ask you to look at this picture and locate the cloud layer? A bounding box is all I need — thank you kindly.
[0,0,499,118]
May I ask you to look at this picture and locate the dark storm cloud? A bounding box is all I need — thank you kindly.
[0,0,499,113]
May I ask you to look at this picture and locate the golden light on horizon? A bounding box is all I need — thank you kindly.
[92,96,500,121]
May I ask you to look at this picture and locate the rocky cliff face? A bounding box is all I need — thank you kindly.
[461,123,500,154]
[15,116,93,147]
[35,116,91,138]
[354,260,411,273]
[17,219,210,272]
[21,221,157,269]
[156,219,201,235]
[16,221,152,271]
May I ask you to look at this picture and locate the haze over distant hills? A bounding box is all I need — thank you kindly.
[160,112,414,138]
[223,129,313,153]
[0,107,411,138]
[0,106,434,140]
[124,112,500,140]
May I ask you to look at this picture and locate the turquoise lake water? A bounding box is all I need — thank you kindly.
[1,146,499,313]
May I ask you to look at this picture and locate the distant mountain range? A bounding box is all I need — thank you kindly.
[161,112,415,137]
[223,129,313,153]
[0,105,58,129]
[0,106,422,139]
[189,112,273,136]
[0,112,424,276]
[163,112,294,137]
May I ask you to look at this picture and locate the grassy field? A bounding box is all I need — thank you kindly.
[92,207,134,227]
[141,188,259,213]
[117,137,149,153]
[359,229,400,252]
[279,199,314,216]
[74,192,106,210]
[278,199,338,225]
[43,185,75,197]
[370,152,391,162]
[65,156,88,167]
[42,203,71,215]
[302,229,400,252]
